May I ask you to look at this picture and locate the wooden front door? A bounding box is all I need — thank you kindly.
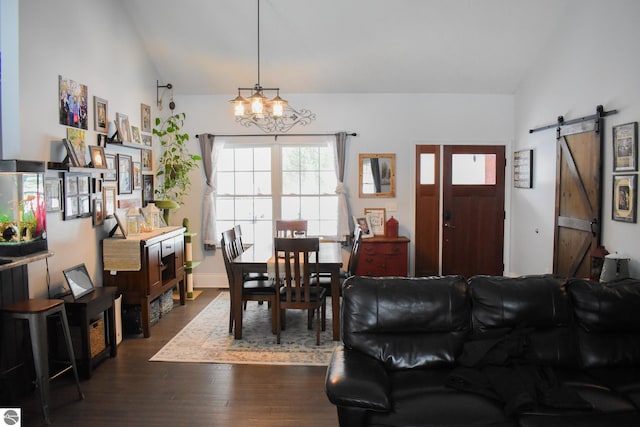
[442,145,505,278]
[553,121,602,277]
[415,145,505,278]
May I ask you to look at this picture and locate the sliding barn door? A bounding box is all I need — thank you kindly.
[553,120,602,277]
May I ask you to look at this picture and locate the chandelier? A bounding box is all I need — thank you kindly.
[231,0,315,133]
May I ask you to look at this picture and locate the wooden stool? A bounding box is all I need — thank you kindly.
[3,298,84,424]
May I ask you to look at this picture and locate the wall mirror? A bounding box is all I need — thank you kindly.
[359,153,396,198]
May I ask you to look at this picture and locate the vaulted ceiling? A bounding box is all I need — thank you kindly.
[121,0,570,97]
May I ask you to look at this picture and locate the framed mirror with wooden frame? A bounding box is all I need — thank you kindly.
[359,153,396,198]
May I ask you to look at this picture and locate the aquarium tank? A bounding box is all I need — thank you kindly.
[0,160,48,257]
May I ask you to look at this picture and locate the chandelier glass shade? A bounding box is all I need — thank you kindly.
[230,0,315,133]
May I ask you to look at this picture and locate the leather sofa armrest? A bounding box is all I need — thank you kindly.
[325,346,391,411]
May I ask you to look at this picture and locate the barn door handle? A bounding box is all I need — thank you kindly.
[590,218,599,236]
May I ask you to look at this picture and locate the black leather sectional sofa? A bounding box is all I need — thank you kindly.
[325,275,640,426]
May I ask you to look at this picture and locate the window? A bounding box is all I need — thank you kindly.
[215,140,338,244]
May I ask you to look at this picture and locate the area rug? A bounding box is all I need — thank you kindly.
[150,292,339,366]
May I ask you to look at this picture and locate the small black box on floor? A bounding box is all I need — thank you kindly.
[122,304,142,335]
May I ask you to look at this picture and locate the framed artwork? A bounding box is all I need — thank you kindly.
[92,177,103,194]
[66,128,87,166]
[89,146,107,168]
[103,185,117,218]
[142,133,152,147]
[353,215,374,239]
[142,149,152,171]
[64,172,91,220]
[45,177,63,212]
[93,198,104,226]
[364,207,386,236]
[514,149,533,188]
[613,122,638,172]
[131,125,142,145]
[62,138,80,167]
[93,96,108,133]
[612,174,637,223]
[118,154,133,194]
[141,103,151,133]
[104,153,117,181]
[58,75,88,130]
[116,112,132,143]
[133,161,142,190]
[143,174,154,206]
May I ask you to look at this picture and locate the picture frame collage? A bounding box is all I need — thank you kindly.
[612,122,638,223]
[56,75,156,228]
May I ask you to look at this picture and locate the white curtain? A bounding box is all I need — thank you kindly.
[198,134,222,251]
[332,132,351,240]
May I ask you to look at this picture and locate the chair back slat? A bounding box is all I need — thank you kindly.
[274,237,319,307]
[275,220,308,238]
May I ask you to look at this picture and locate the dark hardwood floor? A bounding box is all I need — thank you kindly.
[15,289,339,427]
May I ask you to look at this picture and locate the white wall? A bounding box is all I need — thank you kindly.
[176,92,514,286]
[9,0,159,297]
[511,0,640,277]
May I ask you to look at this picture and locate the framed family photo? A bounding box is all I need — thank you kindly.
[613,122,638,172]
[89,146,107,168]
[612,174,637,223]
[118,154,133,194]
[353,215,374,238]
[364,207,386,236]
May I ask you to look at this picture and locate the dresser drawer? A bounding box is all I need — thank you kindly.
[362,242,407,257]
[356,237,410,277]
[161,238,175,257]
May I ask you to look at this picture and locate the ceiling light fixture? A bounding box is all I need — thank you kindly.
[231,0,315,133]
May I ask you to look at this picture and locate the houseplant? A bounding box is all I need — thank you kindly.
[153,112,201,223]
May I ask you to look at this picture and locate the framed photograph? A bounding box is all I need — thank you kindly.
[613,122,638,172]
[64,196,79,220]
[78,195,91,217]
[93,198,104,226]
[116,112,132,143]
[103,185,117,217]
[141,133,152,147]
[77,174,90,195]
[58,75,88,130]
[612,174,637,223]
[514,149,533,188]
[142,149,152,171]
[143,174,154,206]
[93,96,108,133]
[89,146,107,168]
[113,213,128,238]
[62,138,80,167]
[118,154,133,194]
[141,103,151,133]
[45,177,63,212]
[65,174,78,196]
[131,125,142,145]
[353,215,374,239]
[104,153,117,181]
[133,161,142,190]
[66,128,87,166]
[92,177,103,194]
[364,208,386,236]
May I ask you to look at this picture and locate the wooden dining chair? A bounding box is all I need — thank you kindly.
[273,237,326,345]
[221,228,278,335]
[312,226,363,296]
[234,224,269,281]
[275,220,308,238]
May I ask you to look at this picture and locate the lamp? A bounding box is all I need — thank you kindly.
[231,0,315,133]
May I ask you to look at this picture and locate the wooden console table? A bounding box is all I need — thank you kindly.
[102,226,186,337]
[356,236,410,276]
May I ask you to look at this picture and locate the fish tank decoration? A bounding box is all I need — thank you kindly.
[0,160,48,257]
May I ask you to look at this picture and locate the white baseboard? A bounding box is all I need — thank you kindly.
[193,273,229,288]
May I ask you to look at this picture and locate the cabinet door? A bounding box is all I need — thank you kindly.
[146,242,162,292]
[174,236,184,272]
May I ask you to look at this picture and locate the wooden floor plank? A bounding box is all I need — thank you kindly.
[14,289,339,427]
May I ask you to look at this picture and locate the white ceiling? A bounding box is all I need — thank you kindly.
[121,0,571,97]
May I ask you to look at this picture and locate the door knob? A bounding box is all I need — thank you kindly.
[444,223,456,229]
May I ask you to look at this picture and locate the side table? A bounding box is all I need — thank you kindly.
[61,287,118,379]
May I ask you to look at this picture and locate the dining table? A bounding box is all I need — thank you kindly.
[230,241,343,340]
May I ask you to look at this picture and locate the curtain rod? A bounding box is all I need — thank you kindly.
[195,132,357,138]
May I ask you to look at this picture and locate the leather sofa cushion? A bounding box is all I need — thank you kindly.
[469,275,576,366]
[368,369,513,427]
[569,279,640,368]
[342,276,470,370]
